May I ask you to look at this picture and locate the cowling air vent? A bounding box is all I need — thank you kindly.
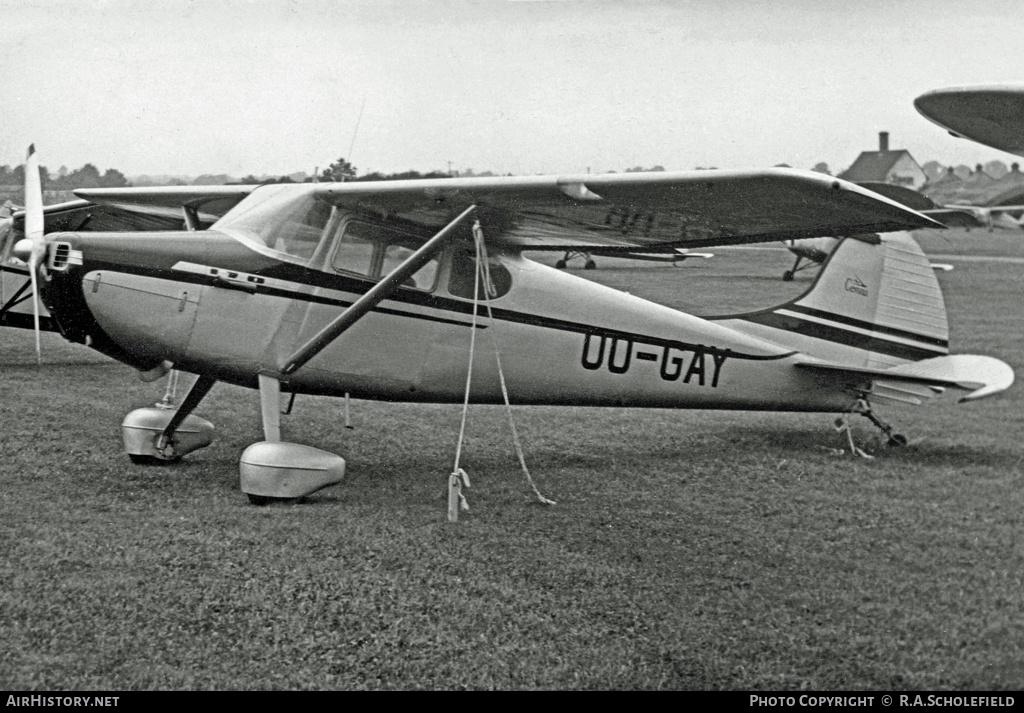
[47,242,75,271]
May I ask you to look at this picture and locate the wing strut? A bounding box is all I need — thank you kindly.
[280,204,478,375]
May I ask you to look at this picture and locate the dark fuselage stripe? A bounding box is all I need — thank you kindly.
[739,311,947,361]
[782,303,949,349]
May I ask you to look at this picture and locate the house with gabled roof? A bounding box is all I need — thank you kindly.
[839,132,927,190]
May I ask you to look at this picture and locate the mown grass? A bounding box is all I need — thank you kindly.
[1,231,1021,689]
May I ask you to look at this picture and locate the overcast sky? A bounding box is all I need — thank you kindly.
[3,0,1023,178]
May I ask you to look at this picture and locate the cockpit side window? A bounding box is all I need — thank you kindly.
[331,229,375,278]
[330,220,439,291]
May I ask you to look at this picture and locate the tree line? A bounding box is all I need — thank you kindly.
[0,163,129,189]
[227,158,452,185]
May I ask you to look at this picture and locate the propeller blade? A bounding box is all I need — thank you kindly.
[24,145,44,248]
[28,255,41,365]
[24,144,45,366]
[0,201,14,263]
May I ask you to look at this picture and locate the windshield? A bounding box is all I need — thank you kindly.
[214,184,333,263]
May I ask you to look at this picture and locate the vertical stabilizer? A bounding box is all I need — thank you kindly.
[716,232,949,368]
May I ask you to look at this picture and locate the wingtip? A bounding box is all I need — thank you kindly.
[27,144,35,158]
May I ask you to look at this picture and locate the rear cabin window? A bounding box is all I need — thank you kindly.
[331,221,438,291]
[447,250,512,300]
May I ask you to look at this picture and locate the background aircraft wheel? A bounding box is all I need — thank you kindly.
[584,260,597,270]
[128,453,182,465]
[887,433,909,447]
[782,270,795,281]
[554,259,567,269]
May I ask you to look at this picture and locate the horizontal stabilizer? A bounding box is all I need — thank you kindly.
[888,354,1015,402]
[796,354,1014,403]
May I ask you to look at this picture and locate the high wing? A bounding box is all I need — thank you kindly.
[915,85,1024,156]
[13,199,189,235]
[72,184,255,225]
[79,169,940,253]
[2,186,256,252]
[45,185,254,233]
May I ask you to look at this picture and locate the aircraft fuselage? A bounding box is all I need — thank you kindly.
[39,225,854,413]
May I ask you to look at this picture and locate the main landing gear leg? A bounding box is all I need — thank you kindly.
[554,250,596,269]
[156,369,181,409]
[782,254,802,281]
[238,374,346,506]
[122,375,216,464]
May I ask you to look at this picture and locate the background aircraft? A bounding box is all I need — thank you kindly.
[779,181,987,281]
[914,84,1024,228]
[4,149,1013,507]
[552,247,714,270]
[915,85,1024,156]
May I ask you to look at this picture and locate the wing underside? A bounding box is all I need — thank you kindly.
[76,169,940,252]
[915,85,1024,156]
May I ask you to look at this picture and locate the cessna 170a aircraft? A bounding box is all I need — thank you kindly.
[2,147,1014,505]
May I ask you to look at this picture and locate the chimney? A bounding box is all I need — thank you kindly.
[879,131,890,152]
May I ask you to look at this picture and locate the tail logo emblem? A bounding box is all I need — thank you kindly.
[844,275,869,297]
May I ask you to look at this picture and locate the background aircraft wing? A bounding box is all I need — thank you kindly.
[915,85,1024,156]
[297,168,939,251]
[918,207,987,229]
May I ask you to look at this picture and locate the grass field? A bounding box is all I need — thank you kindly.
[1,229,1022,690]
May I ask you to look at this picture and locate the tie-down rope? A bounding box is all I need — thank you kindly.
[449,220,555,521]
